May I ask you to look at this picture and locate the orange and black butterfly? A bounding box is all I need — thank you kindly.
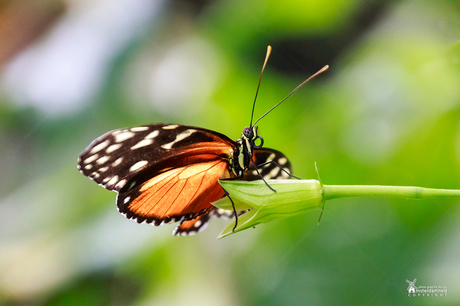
[77,46,328,236]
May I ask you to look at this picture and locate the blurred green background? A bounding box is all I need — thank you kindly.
[0,0,459,305]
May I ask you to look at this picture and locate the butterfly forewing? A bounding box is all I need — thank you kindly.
[78,124,236,192]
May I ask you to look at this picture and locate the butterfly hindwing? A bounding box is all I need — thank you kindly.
[117,160,231,226]
[244,148,292,180]
[172,210,215,236]
[174,207,243,236]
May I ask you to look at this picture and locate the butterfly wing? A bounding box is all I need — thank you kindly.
[78,124,237,230]
[174,207,245,236]
[244,147,292,180]
[117,160,231,225]
[78,124,236,191]
[173,147,292,236]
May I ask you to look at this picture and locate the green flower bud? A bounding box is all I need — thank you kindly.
[214,180,324,238]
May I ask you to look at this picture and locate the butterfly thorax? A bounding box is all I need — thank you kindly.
[231,126,260,177]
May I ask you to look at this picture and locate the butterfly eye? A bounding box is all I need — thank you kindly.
[253,135,264,148]
[243,127,253,139]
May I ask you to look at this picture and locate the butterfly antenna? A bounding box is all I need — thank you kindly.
[252,65,329,127]
[249,45,272,127]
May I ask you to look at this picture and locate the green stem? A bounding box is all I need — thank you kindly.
[323,185,460,201]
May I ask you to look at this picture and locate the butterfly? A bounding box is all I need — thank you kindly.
[77,46,328,236]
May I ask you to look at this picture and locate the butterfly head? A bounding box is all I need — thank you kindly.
[242,126,264,149]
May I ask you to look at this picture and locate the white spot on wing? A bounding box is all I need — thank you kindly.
[281,169,290,179]
[262,153,276,168]
[264,167,280,180]
[90,140,109,154]
[112,157,123,167]
[161,129,197,149]
[84,164,93,170]
[96,156,110,165]
[124,196,131,204]
[115,179,127,189]
[130,126,149,132]
[102,177,111,183]
[145,130,160,139]
[106,144,122,153]
[131,139,153,150]
[270,167,281,178]
[216,208,233,218]
[99,166,108,172]
[107,176,119,186]
[194,220,202,228]
[278,157,287,165]
[84,154,98,164]
[115,131,135,142]
[130,160,148,172]
[162,124,179,130]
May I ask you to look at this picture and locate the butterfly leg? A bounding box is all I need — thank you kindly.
[251,164,277,192]
[221,188,239,232]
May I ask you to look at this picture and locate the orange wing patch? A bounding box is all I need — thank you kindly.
[124,160,230,224]
[174,213,211,236]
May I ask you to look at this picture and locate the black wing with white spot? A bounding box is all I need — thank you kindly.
[244,148,292,181]
[77,124,236,192]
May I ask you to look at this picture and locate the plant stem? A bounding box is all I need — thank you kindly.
[323,185,460,201]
